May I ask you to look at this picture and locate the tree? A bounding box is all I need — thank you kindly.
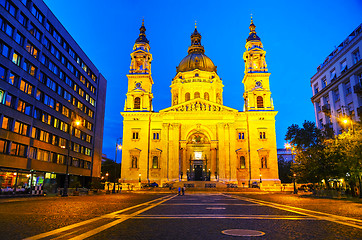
[101,159,121,183]
[324,122,362,197]
[285,121,333,184]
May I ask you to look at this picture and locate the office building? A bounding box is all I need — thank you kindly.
[0,0,107,193]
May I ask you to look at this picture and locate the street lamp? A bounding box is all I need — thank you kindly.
[62,120,81,197]
[112,138,122,194]
[293,173,298,194]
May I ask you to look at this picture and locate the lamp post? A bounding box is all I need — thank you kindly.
[139,173,141,189]
[293,173,298,194]
[62,120,81,197]
[112,138,122,194]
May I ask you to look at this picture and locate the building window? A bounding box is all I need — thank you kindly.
[13,121,28,136]
[358,73,362,85]
[185,92,190,101]
[26,41,38,59]
[334,89,340,101]
[237,132,245,140]
[340,60,347,73]
[22,60,36,77]
[352,49,360,64]
[153,132,160,140]
[0,139,8,153]
[29,23,41,40]
[131,156,138,168]
[1,19,14,37]
[15,32,25,46]
[257,96,264,108]
[259,131,266,139]
[10,142,27,157]
[321,78,327,88]
[345,81,352,95]
[194,92,200,99]
[261,156,267,168]
[330,69,336,80]
[17,13,28,27]
[19,79,33,95]
[12,52,22,66]
[1,116,12,130]
[17,99,32,115]
[240,156,246,169]
[1,0,17,17]
[134,97,140,109]
[314,84,319,94]
[4,93,15,108]
[132,132,139,140]
[1,41,10,58]
[30,5,44,23]
[204,92,209,100]
[152,156,158,169]
[0,65,5,80]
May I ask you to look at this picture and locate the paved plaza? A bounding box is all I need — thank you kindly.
[0,192,361,239]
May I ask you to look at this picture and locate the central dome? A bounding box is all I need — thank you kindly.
[177,53,216,73]
[176,28,217,73]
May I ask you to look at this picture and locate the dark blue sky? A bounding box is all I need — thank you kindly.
[44,0,362,160]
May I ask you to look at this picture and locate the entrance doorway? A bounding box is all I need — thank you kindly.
[194,165,203,181]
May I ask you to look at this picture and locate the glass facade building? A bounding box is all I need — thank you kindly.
[0,0,107,194]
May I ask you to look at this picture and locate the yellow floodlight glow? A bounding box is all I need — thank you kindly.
[75,120,81,126]
[284,143,291,149]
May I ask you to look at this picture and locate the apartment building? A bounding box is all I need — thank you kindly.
[311,23,361,134]
[0,0,107,193]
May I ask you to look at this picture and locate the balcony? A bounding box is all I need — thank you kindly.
[322,104,331,114]
[354,83,362,95]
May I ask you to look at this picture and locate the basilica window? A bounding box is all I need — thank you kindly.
[257,96,264,108]
[237,132,245,141]
[259,131,266,139]
[240,156,246,169]
[132,132,139,140]
[152,131,160,140]
[261,156,267,168]
[185,92,190,101]
[204,92,209,100]
[134,97,140,109]
[152,156,158,169]
[131,156,138,168]
[194,92,200,99]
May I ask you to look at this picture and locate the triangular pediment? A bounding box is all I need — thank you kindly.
[160,98,238,113]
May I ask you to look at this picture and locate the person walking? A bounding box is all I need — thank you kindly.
[182,186,185,195]
[178,187,181,195]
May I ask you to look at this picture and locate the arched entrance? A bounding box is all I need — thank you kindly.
[185,132,211,181]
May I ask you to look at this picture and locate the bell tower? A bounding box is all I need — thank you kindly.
[242,17,274,111]
[124,20,154,112]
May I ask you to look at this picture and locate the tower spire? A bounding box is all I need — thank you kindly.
[135,19,149,43]
[247,16,260,42]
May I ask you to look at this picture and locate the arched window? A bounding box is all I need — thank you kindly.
[152,156,158,169]
[257,96,264,108]
[261,156,267,168]
[240,156,246,169]
[194,92,200,99]
[185,92,190,101]
[134,97,140,109]
[204,92,209,100]
[131,156,138,168]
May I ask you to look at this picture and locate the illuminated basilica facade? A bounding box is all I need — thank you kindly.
[121,19,280,188]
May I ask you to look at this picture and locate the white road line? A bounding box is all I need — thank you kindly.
[225,194,362,229]
[130,214,318,220]
[23,195,174,240]
[68,195,176,240]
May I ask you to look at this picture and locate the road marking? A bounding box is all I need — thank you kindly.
[163,203,257,206]
[23,195,174,240]
[68,195,176,240]
[131,214,317,220]
[206,207,226,210]
[225,194,362,230]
